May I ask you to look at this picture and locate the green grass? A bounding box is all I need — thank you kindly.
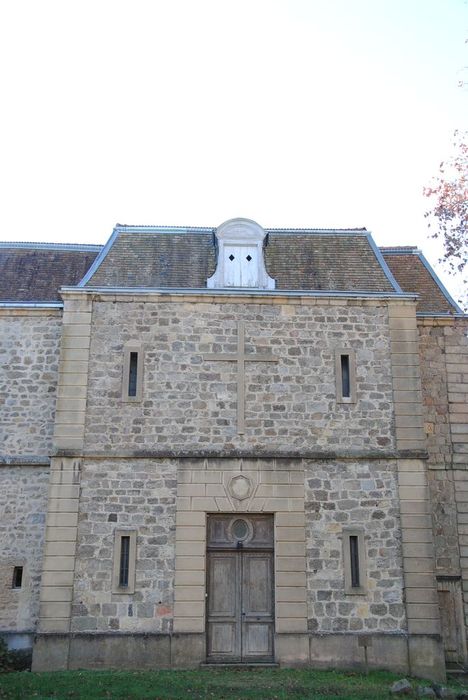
[0,668,466,700]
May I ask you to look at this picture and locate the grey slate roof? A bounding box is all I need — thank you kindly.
[83,227,397,293]
[381,248,462,314]
[0,244,101,302]
[1,229,462,315]
[84,232,217,289]
[265,232,395,292]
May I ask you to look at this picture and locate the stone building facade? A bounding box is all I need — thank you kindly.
[0,219,466,681]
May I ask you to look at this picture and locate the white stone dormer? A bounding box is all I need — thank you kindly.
[207,218,275,289]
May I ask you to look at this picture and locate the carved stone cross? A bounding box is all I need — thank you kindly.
[203,320,278,434]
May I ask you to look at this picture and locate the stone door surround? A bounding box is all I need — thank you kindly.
[173,458,307,639]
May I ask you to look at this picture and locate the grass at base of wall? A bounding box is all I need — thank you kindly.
[0,668,466,700]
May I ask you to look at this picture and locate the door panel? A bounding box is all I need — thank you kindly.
[224,246,241,287]
[242,553,272,615]
[207,551,274,662]
[240,248,258,287]
[243,623,272,657]
[210,623,238,655]
[223,246,258,287]
[210,555,237,616]
[241,551,274,661]
[439,590,458,654]
[437,578,467,664]
[207,552,241,661]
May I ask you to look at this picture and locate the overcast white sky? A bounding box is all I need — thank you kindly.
[0,0,466,299]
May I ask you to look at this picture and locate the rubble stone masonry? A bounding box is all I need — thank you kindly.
[305,459,405,633]
[0,466,49,631]
[420,318,468,650]
[84,299,395,455]
[71,459,177,633]
[419,318,468,470]
[0,311,61,457]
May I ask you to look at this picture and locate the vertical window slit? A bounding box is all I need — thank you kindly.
[128,352,138,397]
[119,536,130,587]
[12,566,23,589]
[341,354,350,398]
[349,535,360,588]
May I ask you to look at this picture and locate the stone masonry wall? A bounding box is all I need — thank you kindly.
[418,323,452,467]
[0,313,61,457]
[84,300,395,454]
[71,456,406,636]
[419,318,468,469]
[305,459,406,633]
[427,470,460,575]
[71,459,177,633]
[0,466,49,631]
[419,319,468,575]
[445,320,468,469]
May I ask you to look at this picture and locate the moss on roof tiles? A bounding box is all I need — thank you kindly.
[87,232,216,288]
[265,234,394,292]
[382,253,457,314]
[0,248,99,302]
[86,231,395,292]
[8,231,456,308]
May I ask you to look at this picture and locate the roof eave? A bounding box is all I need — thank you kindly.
[61,285,417,300]
[0,301,63,308]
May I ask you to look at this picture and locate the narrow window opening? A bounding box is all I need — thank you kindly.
[119,536,130,587]
[113,529,137,593]
[128,352,138,397]
[349,535,360,588]
[12,566,23,589]
[341,354,350,398]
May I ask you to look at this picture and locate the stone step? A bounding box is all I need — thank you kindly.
[446,663,468,681]
[200,662,279,669]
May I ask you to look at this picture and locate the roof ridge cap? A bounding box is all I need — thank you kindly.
[266,227,367,232]
[0,241,103,251]
[380,246,420,252]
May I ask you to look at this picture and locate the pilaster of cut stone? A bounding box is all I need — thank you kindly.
[37,457,81,634]
[397,459,441,637]
[445,321,468,468]
[36,293,89,646]
[389,303,425,452]
[452,470,468,634]
[53,294,92,452]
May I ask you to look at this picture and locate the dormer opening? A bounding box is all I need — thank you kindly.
[223,245,258,287]
[207,218,275,290]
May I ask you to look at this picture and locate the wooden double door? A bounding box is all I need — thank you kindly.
[206,514,274,663]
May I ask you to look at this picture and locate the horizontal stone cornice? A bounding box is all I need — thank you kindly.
[32,630,441,639]
[60,287,417,306]
[0,306,62,317]
[0,455,50,467]
[52,448,429,461]
[418,316,468,327]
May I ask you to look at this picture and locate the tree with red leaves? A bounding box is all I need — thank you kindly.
[424,130,467,308]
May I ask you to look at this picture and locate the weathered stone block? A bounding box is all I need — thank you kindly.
[275,633,309,665]
[408,636,445,682]
[32,634,70,671]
